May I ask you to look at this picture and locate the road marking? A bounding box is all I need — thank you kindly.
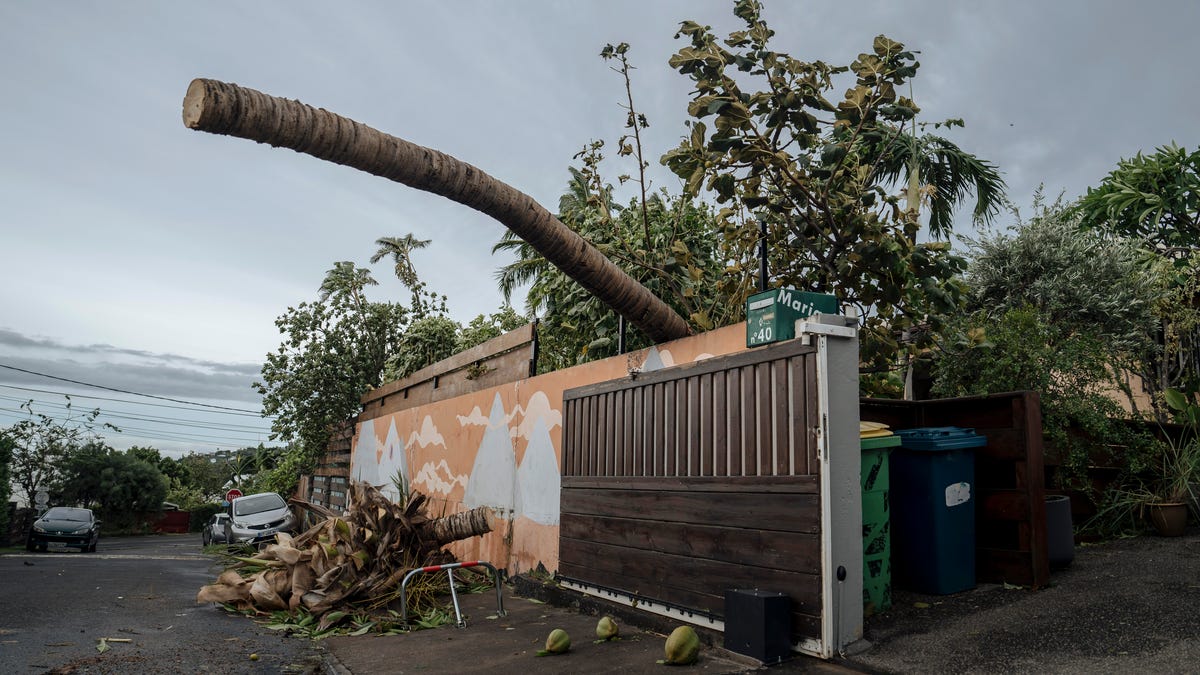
[2,553,208,561]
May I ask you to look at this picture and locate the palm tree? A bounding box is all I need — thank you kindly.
[370,234,430,290]
[872,131,1006,239]
[318,261,377,309]
[182,78,691,344]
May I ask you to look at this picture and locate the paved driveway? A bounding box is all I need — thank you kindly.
[852,531,1200,673]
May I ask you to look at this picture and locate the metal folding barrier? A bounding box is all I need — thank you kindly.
[398,560,506,628]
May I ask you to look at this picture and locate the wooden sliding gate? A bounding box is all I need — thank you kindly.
[559,339,827,650]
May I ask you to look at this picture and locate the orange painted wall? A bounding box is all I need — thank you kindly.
[350,322,749,574]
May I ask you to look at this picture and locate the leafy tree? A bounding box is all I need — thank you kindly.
[127,446,189,486]
[661,1,1005,376]
[57,443,168,518]
[496,170,727,371]
[5,398,113,505]
[255,263,411,493]
[177,451,232,501]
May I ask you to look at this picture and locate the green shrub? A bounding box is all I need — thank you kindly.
[934,306,1156,495]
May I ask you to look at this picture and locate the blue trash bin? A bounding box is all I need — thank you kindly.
[890,427,986,595]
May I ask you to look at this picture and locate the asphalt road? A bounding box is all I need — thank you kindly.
[0,534,325,674]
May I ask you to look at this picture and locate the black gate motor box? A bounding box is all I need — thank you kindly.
[723,589,792,663]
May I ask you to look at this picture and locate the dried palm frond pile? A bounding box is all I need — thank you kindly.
[197,481,491,620]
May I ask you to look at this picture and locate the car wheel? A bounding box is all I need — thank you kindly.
[88,541,97,553]
[202,531,209,547]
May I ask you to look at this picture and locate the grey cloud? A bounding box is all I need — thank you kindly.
[0,329,264,406]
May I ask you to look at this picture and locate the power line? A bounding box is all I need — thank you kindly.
[0,405,272,447]
[0,394,272,433]
[0,362,267,415]
[0,383,270,418]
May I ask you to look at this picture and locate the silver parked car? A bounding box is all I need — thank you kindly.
[201,513,229,546]
[224,492,296,546]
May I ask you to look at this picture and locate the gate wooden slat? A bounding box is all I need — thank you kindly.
[713,372,728,477]
[700,372,713,476]
[740,366,757,477]
[773,359,790,476]
[756,362,772,476]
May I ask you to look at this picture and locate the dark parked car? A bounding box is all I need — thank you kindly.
[201,513,229,547]
[224,492,296,546]
[27,507,100,552]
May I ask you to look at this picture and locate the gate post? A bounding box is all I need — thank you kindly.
[797,314,862,657]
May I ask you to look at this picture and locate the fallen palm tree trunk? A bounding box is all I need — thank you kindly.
[181,78,691,344]
[197,481,491,618]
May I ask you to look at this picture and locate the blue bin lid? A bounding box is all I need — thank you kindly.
[894,426,987,451]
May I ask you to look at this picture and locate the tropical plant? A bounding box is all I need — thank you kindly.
[371,234,441,313]
[661,1,1005,377]
[1086,390,1199,536]
[1076,143,1200,258]
[1077,144,1200,404]
[1159,388,1200,505]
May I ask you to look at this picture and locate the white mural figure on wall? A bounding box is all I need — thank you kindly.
[408,415,446,450]
[351,419,382,488]
[414,460,469,496]
[378,418,407,501]
[640,346,668,373]
[516,415,559,525]
[462,393,523,517]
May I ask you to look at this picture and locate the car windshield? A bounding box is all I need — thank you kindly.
[233,493,286,516]
[43,507,91,522]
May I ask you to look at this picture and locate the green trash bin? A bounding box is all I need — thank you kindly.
[861,434,901,615]
[891,427,986,595]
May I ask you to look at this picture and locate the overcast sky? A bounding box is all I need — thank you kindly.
[2,1,1197,455]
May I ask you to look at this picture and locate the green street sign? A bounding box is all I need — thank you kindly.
[746,288,839,347]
